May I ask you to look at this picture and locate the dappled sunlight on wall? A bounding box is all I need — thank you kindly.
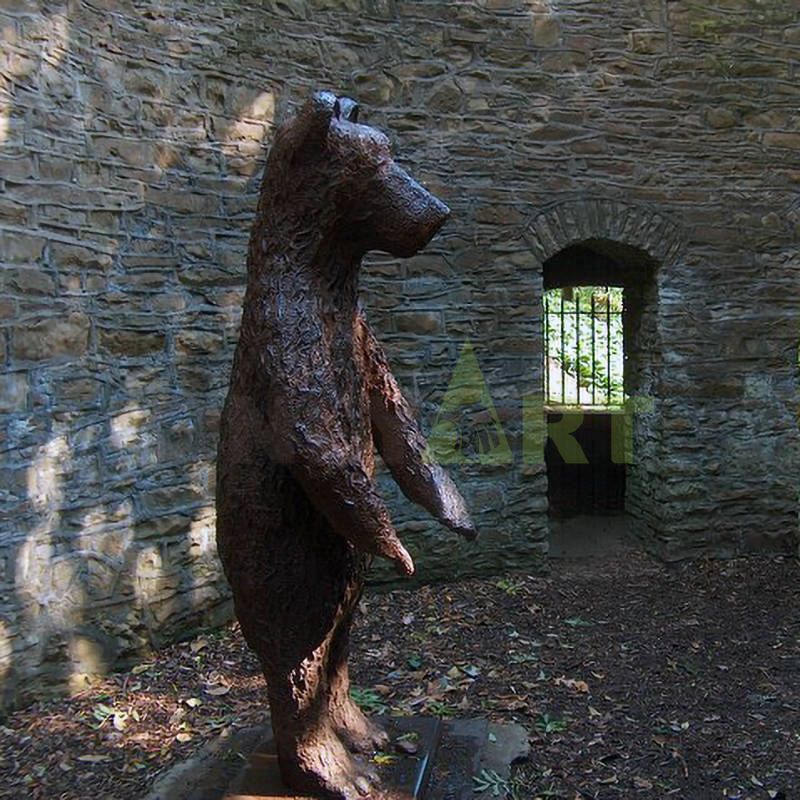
[19,434,73,623]
[2,0,799,709]
[221,90,277,163]
[0,10,71,146]
[0,621,10,689]
[13,432,87,697]
[133,545,170,628]
[0,0,280,708]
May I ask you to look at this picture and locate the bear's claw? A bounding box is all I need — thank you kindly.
[285,724,377,800]
[392,543,415,576]
[332,698,390,754]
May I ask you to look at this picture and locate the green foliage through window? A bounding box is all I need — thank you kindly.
[544,286,625,407]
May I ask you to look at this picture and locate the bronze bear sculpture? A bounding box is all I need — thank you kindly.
[216,90,475,799]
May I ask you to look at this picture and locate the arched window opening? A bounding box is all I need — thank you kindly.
[542,240,657,524]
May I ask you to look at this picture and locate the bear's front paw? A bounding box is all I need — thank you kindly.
[446,513,477,541]
[368,527,415,576]
[435,480,478,541]
[389,540,415,577]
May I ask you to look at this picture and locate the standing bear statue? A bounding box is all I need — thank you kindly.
[216,90,476,799]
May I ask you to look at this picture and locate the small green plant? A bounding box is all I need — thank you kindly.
[535,713,567,734]
[406,652,423,670]
[425,700,457,717]
[350,686,388,715]
[474,769,511,797]
[91,702,137,731]
[495,578,523,596]
[473,769,522,799]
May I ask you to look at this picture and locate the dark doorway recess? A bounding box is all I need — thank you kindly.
[545,410,626,516]
[543,240,656,519]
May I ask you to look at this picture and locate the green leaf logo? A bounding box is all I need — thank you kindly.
[427,341,512,466]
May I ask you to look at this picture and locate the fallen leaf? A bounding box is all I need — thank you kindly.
[564,617,593,627]
[396,738,418,755]
[555,676,590,693]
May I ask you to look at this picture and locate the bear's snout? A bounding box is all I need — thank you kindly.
[415,193,450,252]
[425,194,451,236]
[371,164,451,257]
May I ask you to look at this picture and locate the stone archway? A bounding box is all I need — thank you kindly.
[522,199,686,553]
[522,198,685,266]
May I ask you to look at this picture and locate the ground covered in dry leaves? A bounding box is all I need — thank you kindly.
[1,550,798,800]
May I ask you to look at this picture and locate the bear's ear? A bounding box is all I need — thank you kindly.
[334,96,359,123]
[296,90,337,148]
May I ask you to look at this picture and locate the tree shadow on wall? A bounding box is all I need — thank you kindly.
[0,0,371,710]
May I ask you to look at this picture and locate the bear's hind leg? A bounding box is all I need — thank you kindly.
[327,610,390,754]
[269,651,375,800]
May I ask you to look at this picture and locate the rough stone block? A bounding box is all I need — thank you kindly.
[98,328,166,357]
[11,312,90,361]
[3,267,55,295]
[49,242,113,271]
[146,188,219,215]
[0,232,45,263]
[764,132,800,150]
[134,513,192,541]
[0,297,16,320]
[705,107,737,129]
[427,78,463,113]
[628,29,668,54]
[533,15,561,47]
[0,373,28,412]
[175,329,226,355]
[394,311,443,334]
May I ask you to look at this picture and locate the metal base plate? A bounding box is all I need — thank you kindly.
[223,716,528,800]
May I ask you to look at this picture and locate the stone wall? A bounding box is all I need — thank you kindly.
[1,0,798,709]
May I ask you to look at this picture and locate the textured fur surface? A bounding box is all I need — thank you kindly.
[216,91,475,799]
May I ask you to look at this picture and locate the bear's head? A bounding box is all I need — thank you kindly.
[267,90,450,259]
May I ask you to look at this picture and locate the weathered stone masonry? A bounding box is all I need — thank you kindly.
[1,0,798,708]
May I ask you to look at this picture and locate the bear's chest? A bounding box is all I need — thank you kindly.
[322,312,370,410]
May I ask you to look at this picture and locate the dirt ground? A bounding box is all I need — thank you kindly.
[0,547,798,800]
